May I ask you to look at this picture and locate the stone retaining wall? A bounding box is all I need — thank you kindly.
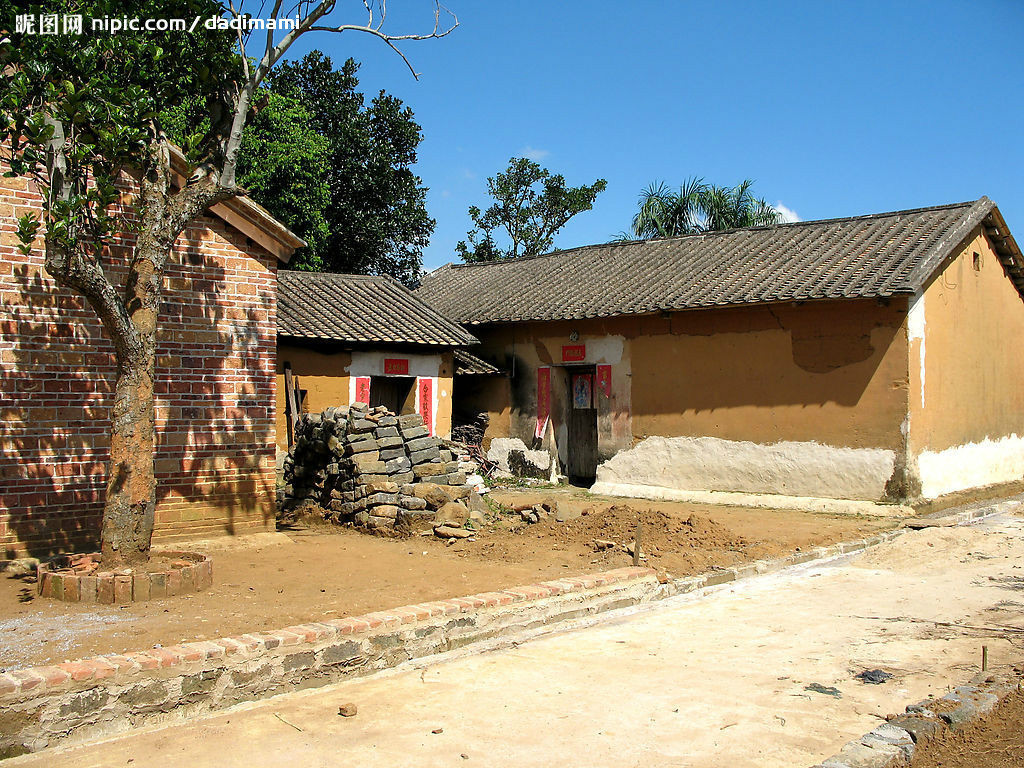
[0,567,656,757]
[811,673,1022,768]
[0,523,929,758]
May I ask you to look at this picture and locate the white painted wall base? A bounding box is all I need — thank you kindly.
[916,433,1024,499]
[587,481,912,517]
[592,435,897,502]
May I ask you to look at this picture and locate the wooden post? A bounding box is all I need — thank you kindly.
[633,516,643,566]
[982,645,989,672]
[284,364,299,449]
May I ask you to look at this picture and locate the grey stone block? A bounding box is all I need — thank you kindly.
[349,418,376,433]
[400,425,429,440]
[385,457,412,474]
[345,438,379,454]
[374,426,400,439]
[379,448,406,461]
[409,447,441,465]
[391,471,415,485]
[398,413,424,428]
[377,436,404,449]
[365,492,400,506]
[400,495,428,510]
[406,436,439,453]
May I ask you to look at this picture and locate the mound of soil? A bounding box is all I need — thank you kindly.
[538,504,747,553]
[477,502,762,575]
[910,687,1024,767]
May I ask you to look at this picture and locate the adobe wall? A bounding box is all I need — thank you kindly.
[0,175,278,558]
[470,298,911,501]
[275,344,454,450]
[908,228,1024,497]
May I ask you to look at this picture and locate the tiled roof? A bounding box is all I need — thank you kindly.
[454,349,503,375]
[416,198,1024,324]
[277,271,477,346]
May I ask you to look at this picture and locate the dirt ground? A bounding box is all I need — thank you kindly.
[0,487,898,670]
[909,687,1024,767]
[11,508,1024,768]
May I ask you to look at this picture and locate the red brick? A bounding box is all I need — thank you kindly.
[57,661,95,682]
[35,665,73,686]
[10,669,44,691]
[114,575,132,604]
[147,647,183,668]
[127,652,160,671]
[97,576,115,604]
[90,658,118,680]
[132,573,151,601]
[166,569,182,596]
[0,673,20,696]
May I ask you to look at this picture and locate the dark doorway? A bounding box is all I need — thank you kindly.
[370,376,415,414]
[565,367,598,483]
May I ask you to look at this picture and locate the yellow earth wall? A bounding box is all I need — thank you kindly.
[908,228,1024,497]
[276,345,455,450]
[470,299,912,501]
[276,343,352,451]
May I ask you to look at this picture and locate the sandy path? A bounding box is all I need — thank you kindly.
[9,512,1024,768]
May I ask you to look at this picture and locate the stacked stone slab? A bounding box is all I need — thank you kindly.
[281,403,470,531]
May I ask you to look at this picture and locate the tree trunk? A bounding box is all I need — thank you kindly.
[44,141,232,567]
[100,356,157,567]
[99,229,166,568]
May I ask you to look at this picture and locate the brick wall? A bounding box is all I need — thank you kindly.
[0,173,278,558]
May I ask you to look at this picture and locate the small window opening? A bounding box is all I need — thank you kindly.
[972,251,981,271]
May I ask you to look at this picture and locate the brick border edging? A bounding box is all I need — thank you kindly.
[810,673,1023,768]
[36,551,212,604]
[0,500,1012,757]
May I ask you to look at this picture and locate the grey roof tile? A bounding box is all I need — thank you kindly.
[454,349,503,375]
[416,198,1022,324]
[277,271,477,346]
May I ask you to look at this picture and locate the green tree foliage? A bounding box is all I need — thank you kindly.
[457,157,607,262]
[632,177,781,239]
[0,0,454,564]
[256,52,435,284]
[235,93,332,261]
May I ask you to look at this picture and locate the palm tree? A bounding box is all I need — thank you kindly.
[630,178,781,239]
[631,177,705,239]
[699,179,780,231]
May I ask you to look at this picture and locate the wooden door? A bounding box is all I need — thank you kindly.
[566,368,598,481]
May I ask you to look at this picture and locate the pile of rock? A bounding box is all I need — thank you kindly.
[451,412,489,445]
[280,403,476,532]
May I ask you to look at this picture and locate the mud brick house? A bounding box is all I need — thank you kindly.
[0,160,304,558]
[417,198,1024,503]
[275,271,480,449]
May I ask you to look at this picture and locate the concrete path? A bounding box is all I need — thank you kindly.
[12,512,1024,768]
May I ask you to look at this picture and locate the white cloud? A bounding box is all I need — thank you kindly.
[520,146,550,162]
[774,202,801,223]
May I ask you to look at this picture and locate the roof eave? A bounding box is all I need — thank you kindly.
[168,146,306,263]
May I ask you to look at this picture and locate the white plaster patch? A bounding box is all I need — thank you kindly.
[588,481,911,517]
[347,350,442,378]
[593,435,897,502]
[916,433,1024,499]
[580,335,624,364]
[907,293,926,409]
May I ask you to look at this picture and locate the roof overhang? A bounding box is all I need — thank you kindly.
[168,146,305,263]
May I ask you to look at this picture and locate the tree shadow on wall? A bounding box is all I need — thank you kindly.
[0,215,276,561]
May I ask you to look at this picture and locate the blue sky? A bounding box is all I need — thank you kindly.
[286,0,1024,273]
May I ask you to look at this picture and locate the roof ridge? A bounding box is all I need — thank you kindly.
[279,270,387,282]
[440,199,983,271]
